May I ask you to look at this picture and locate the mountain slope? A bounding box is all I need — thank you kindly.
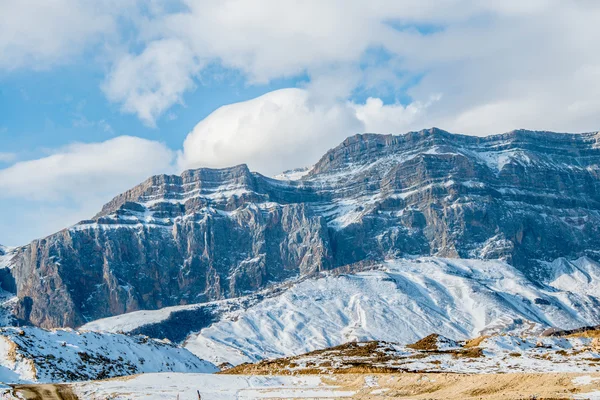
[5,128,600,328]
[0,326,216,383]
[182,257,600,365]
[85,257,600,365]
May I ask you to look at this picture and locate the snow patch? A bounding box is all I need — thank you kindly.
[73,373,354,400]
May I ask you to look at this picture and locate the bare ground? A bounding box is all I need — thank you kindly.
[318,372,600,399]
[7,372,600,400]
[9,384,78,400]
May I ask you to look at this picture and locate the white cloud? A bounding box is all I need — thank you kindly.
[5,1,600,135]
[178,88,438,175]
[179,88,362,175]
[97,0,600,135]
[103,39,203,127]
[0,135,175,245]
[0,136,175,201]
[0,0,127,70]
[351,95,441,134]
[0,153,16,163]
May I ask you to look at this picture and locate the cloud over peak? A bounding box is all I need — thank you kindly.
[178,88,434,175]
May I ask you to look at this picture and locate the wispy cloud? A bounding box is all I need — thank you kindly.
[72,116,114,134]
[0,136,175,201]
[0,152,16,163]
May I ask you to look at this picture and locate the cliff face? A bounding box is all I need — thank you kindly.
[7,128,600,328]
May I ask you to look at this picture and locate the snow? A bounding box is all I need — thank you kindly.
[0,327,217,384]
[73,373,354,400]
[274,335,600,374]
[0,246,15,269]
[475,149,533,172]
[577,391,600,399]
[81,303,204,333]
[81,284,280,334]
[544,257,600,296]
[183,257,600,365]
[574,376,600,386]
[274,166,312,181]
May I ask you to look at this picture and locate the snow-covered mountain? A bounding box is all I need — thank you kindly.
[85,257,600,365]
[0,128,600,384]
[0,326,216,383]
[5,128,600,329]
[184,257,600,365]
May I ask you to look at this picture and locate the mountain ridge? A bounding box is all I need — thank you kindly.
[3,128,600,328]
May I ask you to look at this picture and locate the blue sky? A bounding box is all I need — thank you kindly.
[0,63,301,161]
[2,1,600,245]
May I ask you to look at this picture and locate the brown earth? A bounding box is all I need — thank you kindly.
[320,373,600,400]
[10,384,78,400]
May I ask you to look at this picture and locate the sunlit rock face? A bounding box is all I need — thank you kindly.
[8,128,600,327]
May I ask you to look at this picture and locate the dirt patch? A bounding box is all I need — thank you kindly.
[452,347,484,358]
[567,329,600,338]
[544,324,600,338]
[464,335,488,348]
[407,334,442,351]
[320,372,600,399]
[11,384,79,400]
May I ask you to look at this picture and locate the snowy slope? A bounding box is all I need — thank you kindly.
[0,245,15,269]
[80,282,292,343]
[183,257,600,365]
[273,166,312,180]
[82,303,208,333]
[71,374,352,400]
[0,327,216,384]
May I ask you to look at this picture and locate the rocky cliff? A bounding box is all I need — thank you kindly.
[5,128,600,328]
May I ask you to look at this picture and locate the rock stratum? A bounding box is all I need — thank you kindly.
[4,128,600,328]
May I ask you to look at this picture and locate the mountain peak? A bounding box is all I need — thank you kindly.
[309,128,600,176]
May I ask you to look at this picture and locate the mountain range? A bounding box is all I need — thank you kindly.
[0,127,600,380]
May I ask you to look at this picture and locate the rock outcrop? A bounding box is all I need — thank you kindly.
[6,128,600,328]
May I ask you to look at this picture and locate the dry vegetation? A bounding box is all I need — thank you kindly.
[314,373,600,399]
[10,384,78,400]
[221,336,489,375]
[406,334,442,351]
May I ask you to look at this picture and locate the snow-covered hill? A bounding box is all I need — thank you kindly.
[225,334,600,375]
[180,257,600,365]
[0,327,216,383]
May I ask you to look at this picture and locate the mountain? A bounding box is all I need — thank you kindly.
[183,257,600,365]
[85,257,600,365]
[4,128,600,329]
